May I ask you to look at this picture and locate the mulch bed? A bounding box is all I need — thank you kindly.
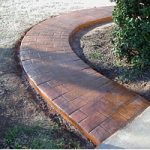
[71,23,150,100]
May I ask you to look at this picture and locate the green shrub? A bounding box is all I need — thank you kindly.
[112,0,150,68]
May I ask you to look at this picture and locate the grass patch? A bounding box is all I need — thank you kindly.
[3,124,83,149]
[88,51,102,60]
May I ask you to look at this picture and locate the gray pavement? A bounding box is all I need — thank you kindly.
[98,107,150,149]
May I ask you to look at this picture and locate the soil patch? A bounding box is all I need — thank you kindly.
[0,0,101,148]
[71,23,150,100]
[0,46,93,148]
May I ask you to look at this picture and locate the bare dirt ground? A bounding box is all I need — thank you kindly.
[72,24,150,100]
[0,46,93,148]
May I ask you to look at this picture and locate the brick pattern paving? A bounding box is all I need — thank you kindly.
[20,7,149,145]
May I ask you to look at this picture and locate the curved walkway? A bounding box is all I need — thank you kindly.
[20,7,149,145]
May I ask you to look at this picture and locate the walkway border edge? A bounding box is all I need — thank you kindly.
[19,7,149,146]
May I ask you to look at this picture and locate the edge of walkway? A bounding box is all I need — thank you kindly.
[19,6,150,146]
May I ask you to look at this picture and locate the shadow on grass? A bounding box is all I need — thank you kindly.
[0,47,93,149]
[20,44,150,99]
[70,22,150,84]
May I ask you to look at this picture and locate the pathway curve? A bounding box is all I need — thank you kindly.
[20,7,149,145]
[0,0,114,148]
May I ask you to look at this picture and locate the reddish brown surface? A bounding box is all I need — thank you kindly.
[20,7,149,145]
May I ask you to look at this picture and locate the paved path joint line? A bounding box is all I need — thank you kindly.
[19,7,150,145]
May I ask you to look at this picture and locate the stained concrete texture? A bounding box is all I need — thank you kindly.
[99,107,150,149]
[0,0,115,148]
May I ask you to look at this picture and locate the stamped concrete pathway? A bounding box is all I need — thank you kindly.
[19,7,149,145]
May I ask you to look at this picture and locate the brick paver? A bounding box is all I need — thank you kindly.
[20,7,150,145]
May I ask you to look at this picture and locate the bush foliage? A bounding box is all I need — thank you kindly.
[112,0,150,68]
